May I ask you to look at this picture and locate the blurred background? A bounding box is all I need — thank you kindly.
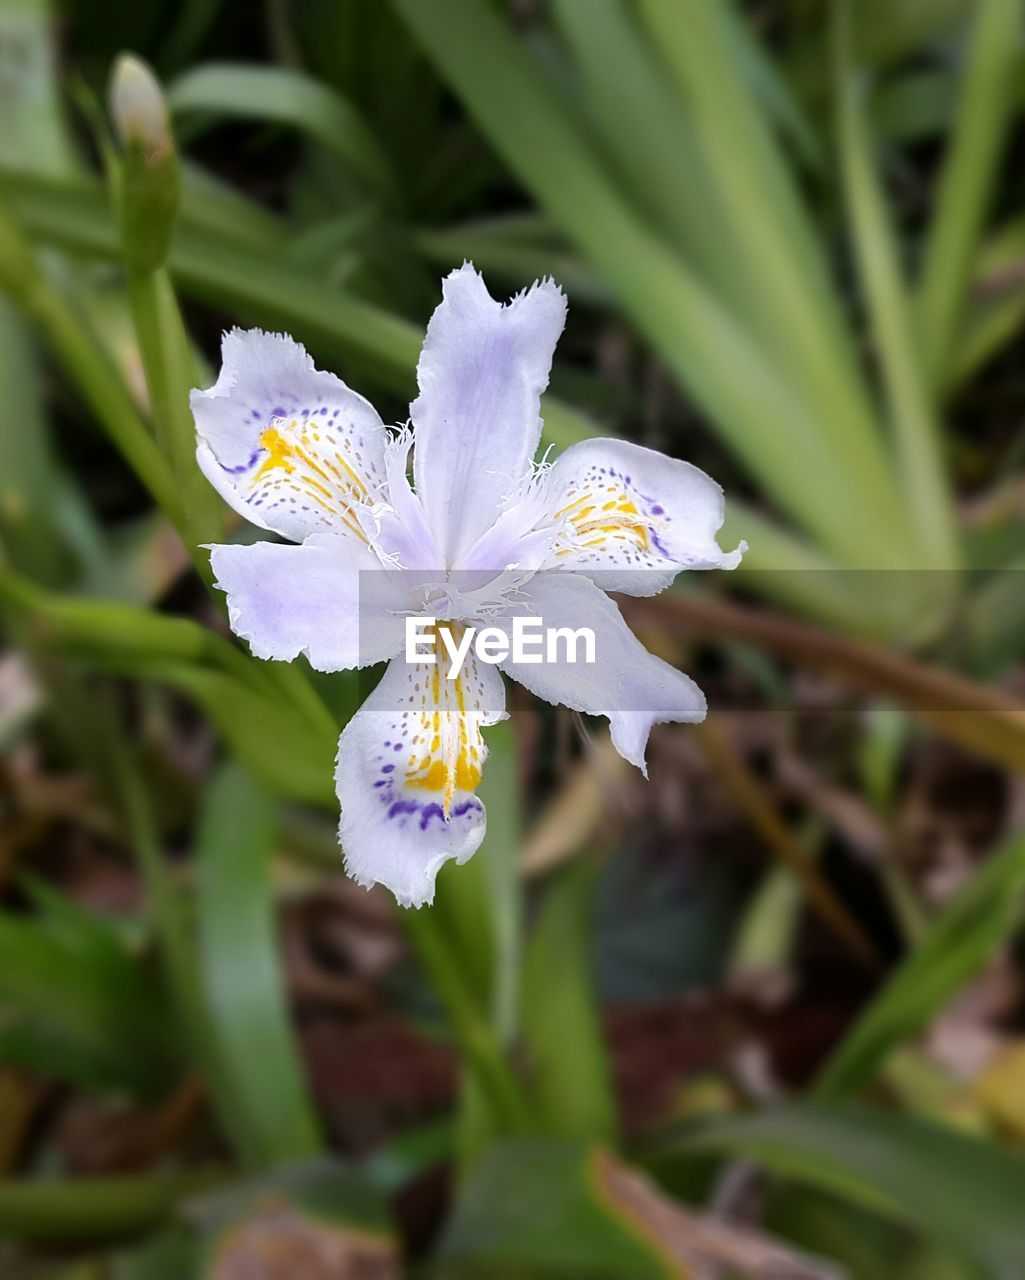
[1,0,1025,1275]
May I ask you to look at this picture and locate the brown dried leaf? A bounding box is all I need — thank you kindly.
[594,1149,846,1279]
[211,1200,398,1280]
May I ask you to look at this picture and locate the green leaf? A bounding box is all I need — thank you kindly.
[393,0,916,574]
[637,0,895,505]
[194,763,323,1167]
[521,866,617,1141]
[654,1102,1025,1276]
[168,62,396,199]
[834,4,959,574]
[0,301,69,585]
[439,1140,675,1278]
[0,890,177,1097]
[916,0,1024,393]
[815,829,1025,1099]
[156,664,336,806]
[0,169,592,450]
[0,1172,218,1244]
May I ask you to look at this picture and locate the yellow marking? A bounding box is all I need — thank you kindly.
[254,426,295,478]
[559,482,651,554]
[332,451,368,497]
[553,493,590,518]
[300,474,337,502]
[403,621,486,817]
[250,421,369,543]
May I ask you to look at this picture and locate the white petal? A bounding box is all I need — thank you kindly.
[499,572,705,775]
[192,328,387,545]
[336,641,506,908]
[208,537,409,672]
[541,438,744,595]
[412,263,567,565]
[360,430,443,571]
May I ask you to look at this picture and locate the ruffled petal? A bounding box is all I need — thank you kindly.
[208,536,409,672]
[336,638,506,907]
[192,328,387,545]
[540,438,744,595]
[498,572,704,775]
[412,263,567,566]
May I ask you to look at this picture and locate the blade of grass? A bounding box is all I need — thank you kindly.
[0,0,74,586]
[393,0,915,572]
[0,299,69,584]
[168,62,397,201]
[834,2,960,572]
[194,762,323,1167]
[521,866,617,1141]
[550,0,754,303]
[636,0,895,499]
[815,829,1025,1098]
[726,3,825,173]
[0,1171,220,1244]
[917,0,1024,393]
[0,898,177,1097]
[947,213,1025,391]
[653,1101,1025,1276]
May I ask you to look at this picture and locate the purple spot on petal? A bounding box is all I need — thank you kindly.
[419,803,445,830]
[651,530,672,557]
[381,764,395,774]
[220,446,261,475]
[650,505,664,516]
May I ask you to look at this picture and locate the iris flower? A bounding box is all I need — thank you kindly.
[192,265,743,907]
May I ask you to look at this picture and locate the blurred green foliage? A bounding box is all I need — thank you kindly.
[1,0,1025,1275]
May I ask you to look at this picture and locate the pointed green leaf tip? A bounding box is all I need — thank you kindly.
[108,53,181,273]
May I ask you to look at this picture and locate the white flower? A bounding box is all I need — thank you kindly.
[192,265,744,908]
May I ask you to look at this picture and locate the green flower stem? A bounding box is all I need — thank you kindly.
[0,199,181,525]
[403,906,533,1135]
[125,264,222,573]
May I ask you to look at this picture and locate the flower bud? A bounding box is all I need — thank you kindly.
[108,54,180,274]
